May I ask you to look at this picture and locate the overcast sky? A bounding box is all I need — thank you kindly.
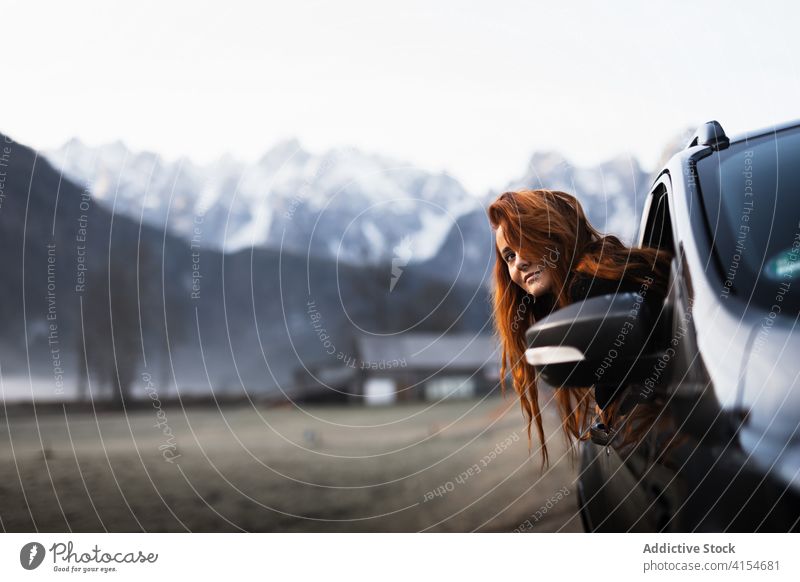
[3,0,799,192]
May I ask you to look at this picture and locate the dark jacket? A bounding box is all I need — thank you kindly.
[526,267,667,330]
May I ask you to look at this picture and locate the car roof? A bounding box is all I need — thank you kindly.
[727,118,800,145]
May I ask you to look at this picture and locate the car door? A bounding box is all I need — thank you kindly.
[577,177,688,532]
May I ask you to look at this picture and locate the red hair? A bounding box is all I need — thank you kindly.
[487,189,673,466]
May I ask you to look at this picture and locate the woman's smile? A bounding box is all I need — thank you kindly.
[523,268,543,284]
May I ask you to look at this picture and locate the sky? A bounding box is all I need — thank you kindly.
[3,0,799,193]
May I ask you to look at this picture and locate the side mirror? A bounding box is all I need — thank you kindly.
[524,292,663,388]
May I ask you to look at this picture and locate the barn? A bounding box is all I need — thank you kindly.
[292,332,502,405]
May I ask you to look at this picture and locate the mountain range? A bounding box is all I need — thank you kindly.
[45,138,652,276]
[0,134,495,404]
[0,132,659,403]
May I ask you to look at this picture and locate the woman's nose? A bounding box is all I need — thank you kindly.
[515,256,530,272]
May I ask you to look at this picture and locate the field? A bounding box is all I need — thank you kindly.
[0,394,583,532]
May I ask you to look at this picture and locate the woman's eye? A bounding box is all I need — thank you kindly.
[505,253,515,262]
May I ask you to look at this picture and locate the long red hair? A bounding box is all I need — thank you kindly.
[487,189,673,466]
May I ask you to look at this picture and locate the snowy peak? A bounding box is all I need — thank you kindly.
[44,138,481,264]
[498,151,651,243]
[45,137,651,274]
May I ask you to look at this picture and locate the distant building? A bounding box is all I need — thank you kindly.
[293,332,501,405]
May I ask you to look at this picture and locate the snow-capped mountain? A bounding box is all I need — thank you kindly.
[45,139,481,265]
[492,151,651,244]
[46,138,654,286]
[415,151,654,290]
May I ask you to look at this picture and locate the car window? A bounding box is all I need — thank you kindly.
[696,127,800,314]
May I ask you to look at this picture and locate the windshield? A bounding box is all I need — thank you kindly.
[696,126,800,315]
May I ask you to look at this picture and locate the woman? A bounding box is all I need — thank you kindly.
[487,189,673,466]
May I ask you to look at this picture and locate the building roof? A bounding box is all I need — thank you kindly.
[355,332,501,371]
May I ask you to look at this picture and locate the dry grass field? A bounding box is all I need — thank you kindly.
[0,394,583,532]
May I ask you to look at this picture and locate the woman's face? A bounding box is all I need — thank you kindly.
[495,224,554,297]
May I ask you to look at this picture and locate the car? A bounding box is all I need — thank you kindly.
[524,119,800,532]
